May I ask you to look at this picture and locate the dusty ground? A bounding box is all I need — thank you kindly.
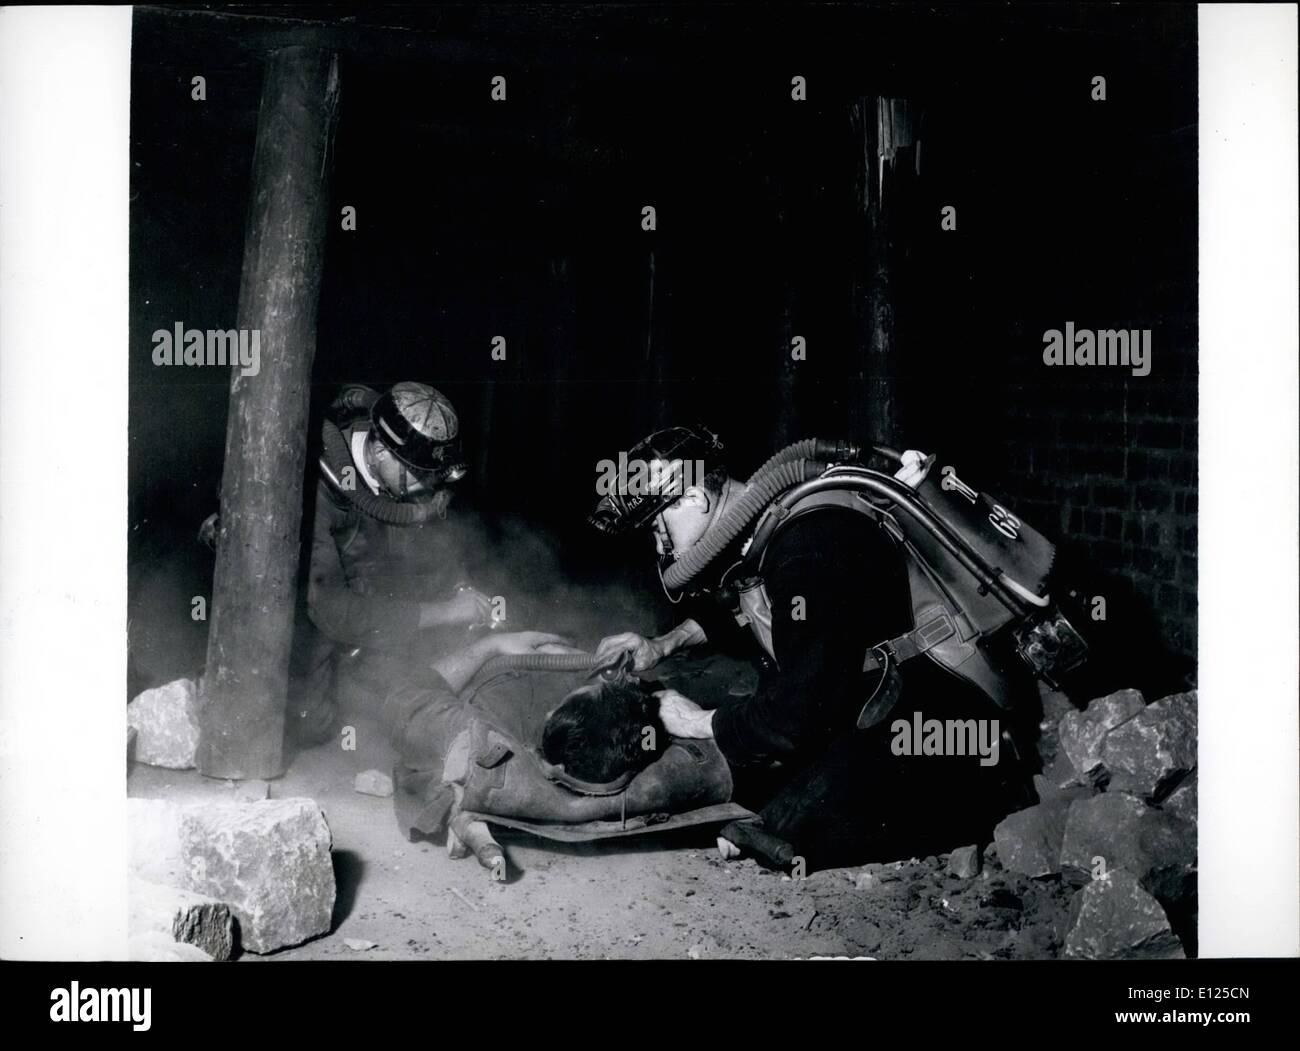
[130,755,1075,961]
[128,652,1078,961]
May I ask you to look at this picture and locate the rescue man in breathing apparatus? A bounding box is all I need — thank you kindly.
[589,426,1088,870]
[290,381,548,744]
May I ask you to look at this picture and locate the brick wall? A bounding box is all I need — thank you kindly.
[994,368,1198,672]
[898,54,1200,681]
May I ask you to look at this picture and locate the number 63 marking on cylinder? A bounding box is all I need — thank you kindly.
[988,503,1021,540]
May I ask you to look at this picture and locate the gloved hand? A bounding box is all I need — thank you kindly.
[593,631,668,672]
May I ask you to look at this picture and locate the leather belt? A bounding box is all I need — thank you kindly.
[861,606,957,673]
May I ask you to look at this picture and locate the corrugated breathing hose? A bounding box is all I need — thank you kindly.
[662,437,861,590]
[320,419,448,525]
[480,651,603,676]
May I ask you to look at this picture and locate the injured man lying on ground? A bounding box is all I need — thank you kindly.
[384,626,1021,878]
[384,631,750,875]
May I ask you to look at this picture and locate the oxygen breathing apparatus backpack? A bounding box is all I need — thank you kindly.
[648,438,1089,727]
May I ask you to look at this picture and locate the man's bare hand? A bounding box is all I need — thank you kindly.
[655,688,715,739]
[594,631,666,672]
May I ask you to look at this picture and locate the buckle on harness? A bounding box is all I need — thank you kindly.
[861,607,957,673]
[914,607,957,650]
[857,647,903,730]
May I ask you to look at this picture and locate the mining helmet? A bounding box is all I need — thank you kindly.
[369,381,468,485]
[587,425,724,537]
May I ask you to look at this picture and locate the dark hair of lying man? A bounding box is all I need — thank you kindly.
[541,678,667,786]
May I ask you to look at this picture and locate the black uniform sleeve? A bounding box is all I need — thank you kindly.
[683,587,750,655]
[711,509,911,769]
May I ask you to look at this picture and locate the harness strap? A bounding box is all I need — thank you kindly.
[536,751,639,796]
[861,605,957,673]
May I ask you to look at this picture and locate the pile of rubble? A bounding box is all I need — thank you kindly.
[990,686,1197,959]
[850,687,1196,960]
[127,678,337,961]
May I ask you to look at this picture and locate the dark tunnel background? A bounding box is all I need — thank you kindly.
[128,4,1198,700]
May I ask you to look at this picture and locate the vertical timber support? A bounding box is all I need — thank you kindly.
[758,164,798,446]
[198,48,341,779]
[849,96,921,449]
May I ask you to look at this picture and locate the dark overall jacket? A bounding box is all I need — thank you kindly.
[293,420,471,725]
[694,507,1015,867]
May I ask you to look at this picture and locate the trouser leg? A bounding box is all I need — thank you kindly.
[386,685,468,770]
[757,674,1015,870]
[286,643,339,747]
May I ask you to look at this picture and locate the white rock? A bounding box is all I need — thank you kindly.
[180,798,336,954]
[128,796,336,955]
[354,769,394,797]
[127,679,200,769]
